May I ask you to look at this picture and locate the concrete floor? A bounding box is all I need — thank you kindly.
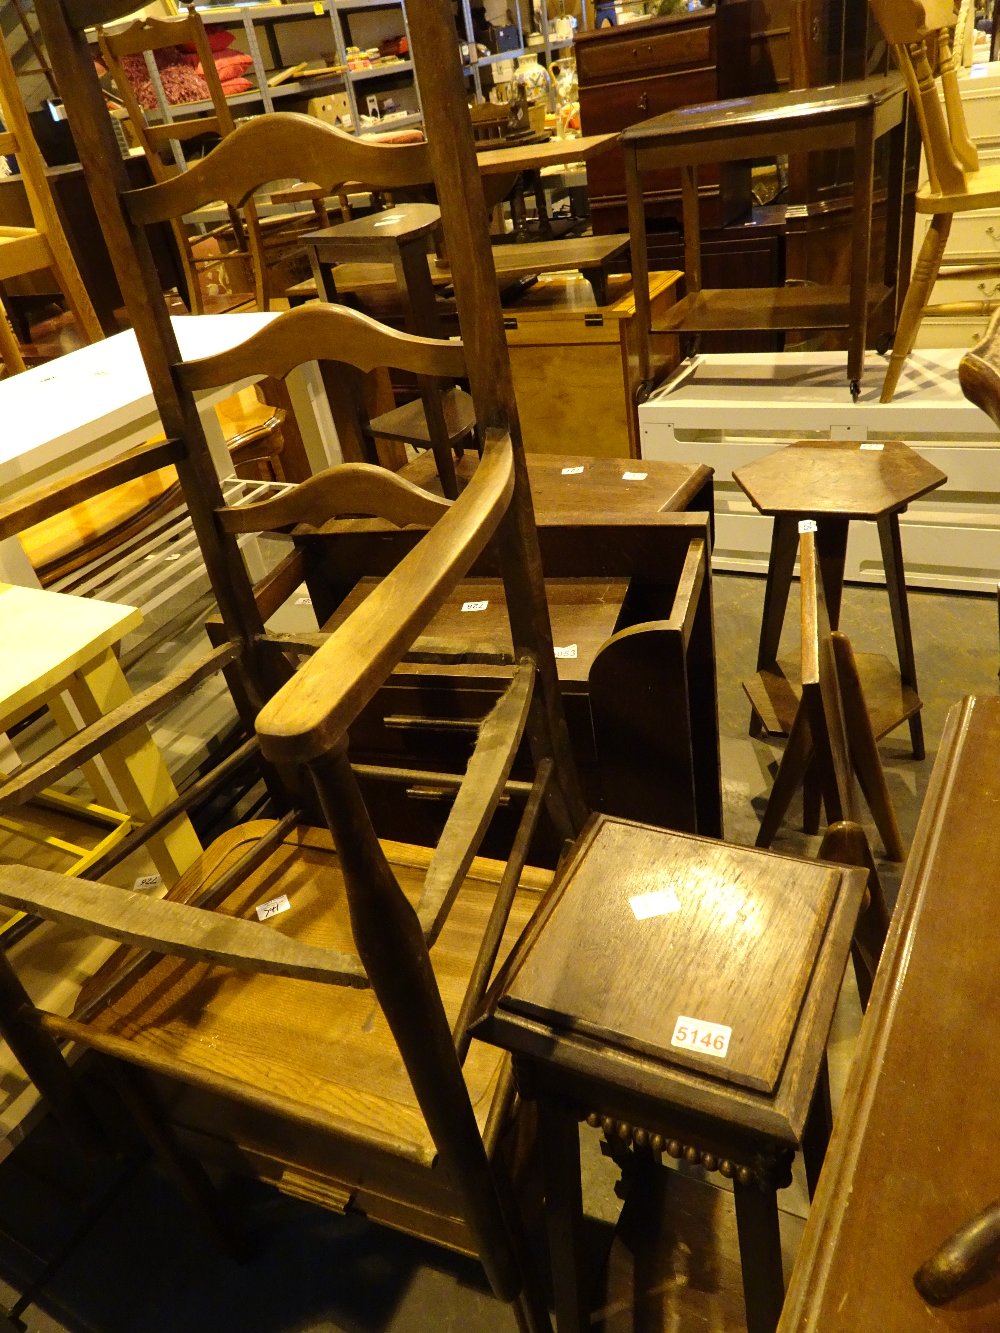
[0,567,995,1332]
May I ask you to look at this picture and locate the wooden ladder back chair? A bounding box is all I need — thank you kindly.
[870,0,1000,401]
[754,527,893,1008]
[0,33,102,373]
[97,5,268,312]
[0,426,569,1333]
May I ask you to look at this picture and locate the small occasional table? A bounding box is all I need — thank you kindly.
[473,814,868,1333]
[734,439,947,760]
[622,77,907,400]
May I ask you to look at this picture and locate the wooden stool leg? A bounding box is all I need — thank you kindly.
[733,1177,784,1333]
[881,213,951,403]
[61,648,202,882]
[833,632,905,859]
[538,1100,588,1333]
[846,113,875,398]
[818,820,888,1011]
[814,517,849,630]
[751,516,799,737]
[877,512,924,759]
[756,703,814,848]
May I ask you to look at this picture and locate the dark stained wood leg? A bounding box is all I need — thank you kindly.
[307,245,338,303]
[833,632,905,860]
[801,1056,832,1200]
[733,1177,784,1333]
[756,703,814,848]
[538,1100,588,1333]
[814,517,849,631]
[756,516,799,671]
[802,764,823,835]
[817,820,887,1012]
[624,148,652,393]
[876,512,924,759]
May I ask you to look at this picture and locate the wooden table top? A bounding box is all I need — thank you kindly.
[400,452,713,518]
[733,439,947,519]
[303,202,441,249]
[475,133,618,175]
[475,814,868,1145]
[780,694,1000,1331]
[621,75,905,150]
[0,582,141,724]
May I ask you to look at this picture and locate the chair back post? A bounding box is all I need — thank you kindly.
[34,0,284,712]
[305,740,525,1305]
[406,0,587,836]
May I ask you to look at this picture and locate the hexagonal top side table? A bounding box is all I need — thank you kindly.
[734,439,947,760]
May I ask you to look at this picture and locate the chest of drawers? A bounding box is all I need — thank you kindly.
[576,5,752,233]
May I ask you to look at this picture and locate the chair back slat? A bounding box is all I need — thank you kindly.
[179,303,467,390]
[125,114,432,223]
[217,463,451,535]
[935,28,978,172]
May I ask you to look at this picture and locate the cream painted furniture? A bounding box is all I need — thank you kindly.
[912,60,1000,353]
[0,313,340,584]
[0,580,201,902]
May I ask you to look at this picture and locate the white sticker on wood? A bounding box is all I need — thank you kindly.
[256,894,291,922]
[629,887,681,920]
[133,873,162,892]
[561,466,585,475]
[554,644,578,659]
[671,1015,732,1059]
[461,600,489,612]
[622,471,648,481]
[798,519,818,534]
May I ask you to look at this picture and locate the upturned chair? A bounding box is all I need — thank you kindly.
[0,31,102,372]
[870,0,1000,401]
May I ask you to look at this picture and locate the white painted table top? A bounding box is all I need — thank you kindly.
[0,581,142,722]
[0,312,278,490]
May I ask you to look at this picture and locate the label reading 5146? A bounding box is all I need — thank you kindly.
[670,1015,732,1060]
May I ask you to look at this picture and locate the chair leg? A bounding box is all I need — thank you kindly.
[0,296,26,374]
[818,820,888,1012]
[881,213,951,402]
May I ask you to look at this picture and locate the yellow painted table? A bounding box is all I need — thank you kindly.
[0,582,201,895]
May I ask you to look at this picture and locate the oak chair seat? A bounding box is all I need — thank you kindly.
[62,821,551,1177]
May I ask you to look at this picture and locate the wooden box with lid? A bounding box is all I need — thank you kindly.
[503,270,682,458]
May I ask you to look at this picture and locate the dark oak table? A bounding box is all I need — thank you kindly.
[473,814,868,1333]
[734,438,946,760]
[621,76,907,399]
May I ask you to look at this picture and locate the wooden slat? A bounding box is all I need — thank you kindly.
[418,659,535,945]
[218,462,451,535]
[254,430,514,764]
[0,438,183,541]
[180,302,468,390]
[0,642,240,809]
[125,113,431,224]
[0,864,367,986]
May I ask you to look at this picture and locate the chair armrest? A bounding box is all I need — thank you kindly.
[0,863,366,987]
[960,306,1000,430]
[255,429,515,764]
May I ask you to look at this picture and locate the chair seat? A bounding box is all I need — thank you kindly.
[65,821,552,1168]
[369,385,477,448]
[917,159,1000,214]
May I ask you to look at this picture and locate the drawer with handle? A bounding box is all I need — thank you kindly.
[577,22,713,82]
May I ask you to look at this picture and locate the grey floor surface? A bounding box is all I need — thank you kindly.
[0,568,995,1333]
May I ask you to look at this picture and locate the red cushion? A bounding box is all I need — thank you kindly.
[208,51,254,81]
[178,28,235,53]
[220,76,253,96]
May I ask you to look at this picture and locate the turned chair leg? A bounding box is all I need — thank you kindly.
[881,213,951,403]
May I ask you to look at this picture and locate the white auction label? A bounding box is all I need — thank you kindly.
[622,471,647,481]
[561,465,585,475]
[798,519,818,534]
[554,644,578,659]
[671,1015,732,1059]
[860,442,885,451]
[133,873,162,892]
[294,595,313,606]
[256,894,291,922]
[629,887,681,920]
[461,600,489,612]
